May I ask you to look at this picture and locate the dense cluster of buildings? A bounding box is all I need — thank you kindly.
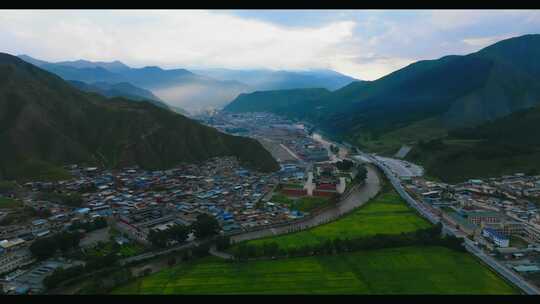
[0,156,315,293]
[59,157,309,243]
[402,173,540,276]
[0,111,355,294]
[199,112,331,164]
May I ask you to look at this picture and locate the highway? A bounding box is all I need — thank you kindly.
[353,151,540,295]
[373,156,424,177]
[464,239,540,294]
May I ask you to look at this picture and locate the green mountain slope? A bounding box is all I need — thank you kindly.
[0,53,278,181]
[319,35,540,140]
[407,105,540,182]
[193,68,358,91]
[221,35,540,154]
[224,88,331,119]
[68,80,172,110]
[17,55,250,114]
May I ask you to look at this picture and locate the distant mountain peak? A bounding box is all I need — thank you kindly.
[0,52,279,180]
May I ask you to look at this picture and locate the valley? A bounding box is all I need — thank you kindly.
[2,15,540,296]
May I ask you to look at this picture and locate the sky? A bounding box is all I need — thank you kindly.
[1,10,539,80]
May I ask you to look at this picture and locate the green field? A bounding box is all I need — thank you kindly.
[0,197,22,209]
[112,246,517,294]
[246,187,431,250]
[270,194,331,213]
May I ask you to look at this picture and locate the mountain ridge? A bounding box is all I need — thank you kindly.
[221,34,540,153]
[0,53,279,181]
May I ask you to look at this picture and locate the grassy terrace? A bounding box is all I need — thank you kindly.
[246,186,431,251]
[112,246,517,294]
[270,193,331,213]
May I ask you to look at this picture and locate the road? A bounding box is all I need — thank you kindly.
[230,164,381,243]
[464,239,540,294]
[360,152,540,295]
[279,143,304,163]
[374,155,424,178]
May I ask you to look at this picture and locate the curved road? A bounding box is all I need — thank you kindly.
[230,164,381,243]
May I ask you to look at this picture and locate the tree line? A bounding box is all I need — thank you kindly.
[68,217,108,233]
[147,213,220,248]
[231,224,464,261]
[44,253,121,291]
[29,231,82,260]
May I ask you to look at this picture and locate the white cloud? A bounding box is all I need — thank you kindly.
[0,10,356,72]
[1,10,539,81]
[462,34,516,48]
[331,55,415,81]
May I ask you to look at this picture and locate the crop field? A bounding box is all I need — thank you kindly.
[112,246,517,294]
[245,187,431,250]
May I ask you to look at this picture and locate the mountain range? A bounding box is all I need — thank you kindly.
[0,53,279,181]
[224,34,540,154]
[192,68,357,91]
[67,80,173,111]
[18,55,357,114]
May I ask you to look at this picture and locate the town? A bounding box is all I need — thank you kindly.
[0,112,362,294]
[4,110,540,295]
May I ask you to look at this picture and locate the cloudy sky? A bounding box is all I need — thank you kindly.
[1,10,539,80]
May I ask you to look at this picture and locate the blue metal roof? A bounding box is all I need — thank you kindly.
[484,228,508,240]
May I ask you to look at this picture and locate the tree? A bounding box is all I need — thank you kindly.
[336,160,353,171]
[63,192,83,207]
[193,244,210,257]
[44,265,85,289]
[191,214,220,239]
[215,235,231,251]
[354,165,368,183]
[169,224,190,244]
[55,232,82,253]
[39,191,83,207]
[167,256,177,267]
[148,229,170,248]
[262,242,279,257]
[30,237,58,260]
[235,243,250,261]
